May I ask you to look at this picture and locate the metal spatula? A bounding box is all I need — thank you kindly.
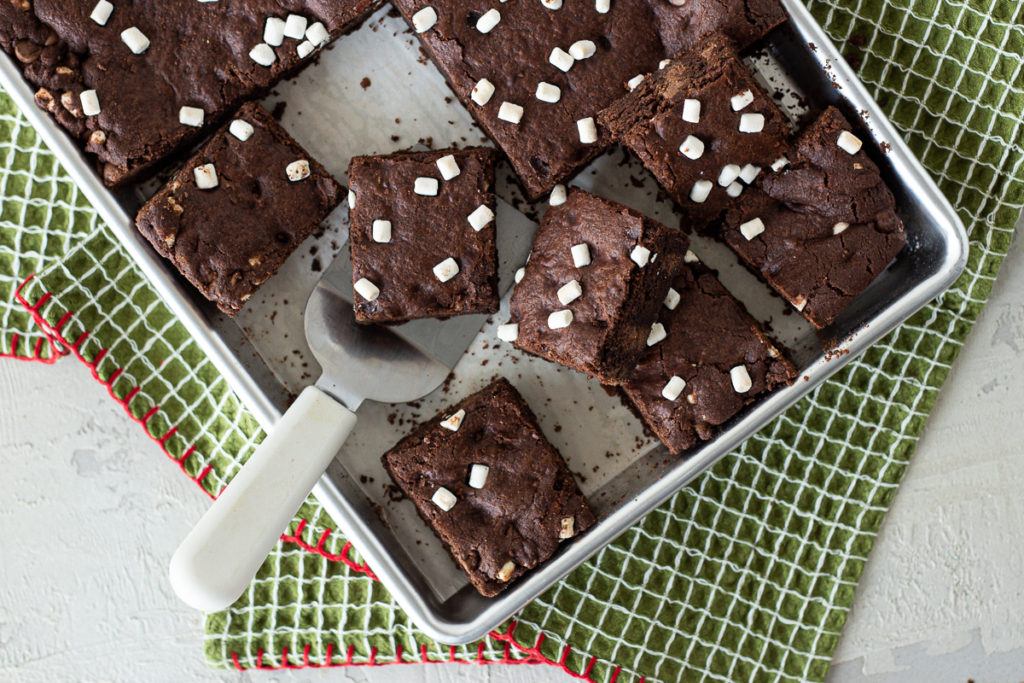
[169,199,536,612]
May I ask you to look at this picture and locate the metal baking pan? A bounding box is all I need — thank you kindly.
[0,0,967,645]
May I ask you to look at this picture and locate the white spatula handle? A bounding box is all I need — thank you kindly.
[169,385,357,612]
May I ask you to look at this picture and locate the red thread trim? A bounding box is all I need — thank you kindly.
[0,330,61,364]
[279,519,378,580]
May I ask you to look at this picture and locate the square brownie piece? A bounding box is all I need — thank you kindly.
[599,35,790,230]
[651,0,788,55]
[719,107,907,328]
[621,258,796,454]
[381,377,595,597]
[506,189,688,385]
[135,102,342,316]
[347,147,500,325]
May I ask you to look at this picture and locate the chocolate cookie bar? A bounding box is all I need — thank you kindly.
[505,188,687,385]
[347,147,500,325]
[0,0,379,186]
[719,107,907,328]
[381,377,595,597]
[135,102,343,316]
[621,258,796,454]
[599,34,790,229]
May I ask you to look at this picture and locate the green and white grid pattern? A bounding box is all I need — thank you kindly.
[2,0,1023,680]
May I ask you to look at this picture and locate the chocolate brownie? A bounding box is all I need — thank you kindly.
[598,35,790,230]
[719,107,907,328]
[0,0,379,186]
[505,189,687,385]
[391,0,785,201]
[347,147,499,325]
[135,102,342,316]
[651,0,788,55]
[621,257,796,454]
[381,377,595,597]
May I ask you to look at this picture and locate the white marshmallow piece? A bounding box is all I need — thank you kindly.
[471,78,495,106]
[467,204,494,231]
[664,287,681,310]
[739,164,761,184]
[627,74,644,91]
[497,323,519,342]
[549,184,567,206]
[193,163,218,190]
[90,0,113,26]
[739,113,765,133]
[354,278,379,301]
[514,267,526,283]
[630,245,651,267]
[718,164,742,187]
[372,219,392,243]
[833,222,850,235]
[684,250,700,264]
[577,117,597,144]
[571,243,591,267]
[412,6,438,32]
[662,375,686,401]
[79,90,101,117]
[682,98,701,123]
[548,309,573,329]
[725,182,744,198]
[536,82,561,103]
[286,159,310,181]
[647,322,667,346]
[440,409,466,432]
[595,0,610,12]
[498,102,524,124]
[549,47,575,72]
[476,8,501,32]
[249,43,276,67]
[731,89,754,111]
[659,58,671,70]
[433,257,460,282]
[121,26,150,54]
[690,180,713,203]
[569,40,596,60]
[414,177,439,196]
[559,516,575,539]
[229,119,254,141]
[284,14,308,40]
[730,365,752,393]
[679,135,704,160]
[793,296,807,312]
[541,0,563,9]
[264,17,286,46]
[178,106,204,128]
[306,22,329,47]
[739,217,765,241]
[496,561,515,582]
[436,154,461,180]
[296,40,314,59]
[837,130,863,155]
[771,156,790,172]
[468,463,490,488]
[557,279,582,305]
[431,487,457,511]
[347,190,356,209]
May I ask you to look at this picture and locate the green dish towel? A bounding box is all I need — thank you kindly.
[2,0,1022,680]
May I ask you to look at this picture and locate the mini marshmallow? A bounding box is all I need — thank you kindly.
[838,130,863,154]
[468,204,494,231]
[496,561,515,582]
[121,26,150,54]
[730,89,754,111]
[595,0,610,12]
[414,177,439,195]
[559,516,575,539]
[550,184,567,206]
[296,40,314,58]
[662,375,686,401]
[90,0,113,26]
[283,14,308,39]
[571,243,591,267]
[497,323,519,342]
[679,135,704,160]
[347,190,356,209]
[264,17,286,46]
[548,309,573,329]
[178,106,204,128]
[79,90,100,117]
[514,267,526,283]
[286,159,310,181]
[440,409,466,431]
[718,164,742,186]
[577,117,597,144]
[793,295,807,311]
[431,487,457,511]
[725,182,743,198]
[659,58,671,69]
[833,222,850,235]
[433,257,459,282]
[690,180,713,203]
[468,463,490,488]
[730,365,752,393]
[193,163,218,189]
[664,287,681,310]
[471,78,495,106]
[354,278,379,301]
[739,164,761,184]
[557,279,582,305]
[630,245,651,267]
[536,82,561,103]
[372,219,391,243]
[739,113,765,133]
[436,154,460,180]
[647,322,667,346]
[476,8,500,33]
[306,21,329,46]
[549,47,574,72]
[229,119,254,141]
[249,43,276,66]
[739,217,765,240]
[771,156,790,172]
[627,74,644,91]
[498,101,524,124]
[412,6,437,32]
[541,0,562,9]
[682,98,701,123]
[569,40,596,60]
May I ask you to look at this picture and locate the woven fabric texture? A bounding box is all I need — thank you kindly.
[2,0,1022,681]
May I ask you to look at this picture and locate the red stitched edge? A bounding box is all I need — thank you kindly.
[14,274,644,683]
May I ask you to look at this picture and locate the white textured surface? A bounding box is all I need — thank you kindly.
[1,229,1022,681]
